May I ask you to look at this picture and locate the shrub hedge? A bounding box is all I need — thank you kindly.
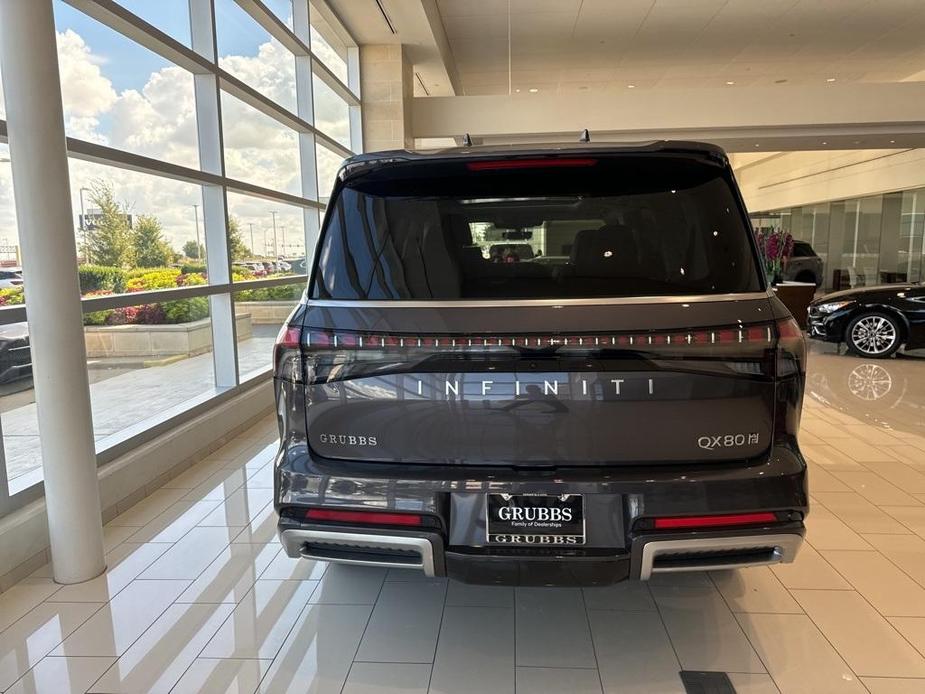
[78,265,126,294]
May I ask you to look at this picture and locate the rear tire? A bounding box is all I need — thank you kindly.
[845,312,902,358]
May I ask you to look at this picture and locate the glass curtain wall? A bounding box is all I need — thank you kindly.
[753,187,925,292]
[0,0,360,507]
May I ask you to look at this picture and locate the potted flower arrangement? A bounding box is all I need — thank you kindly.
[755,227,813,328]
[754,227,794,284]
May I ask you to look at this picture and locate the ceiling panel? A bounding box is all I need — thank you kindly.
[435,0,925,95]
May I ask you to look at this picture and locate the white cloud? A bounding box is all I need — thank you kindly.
[57,29,118,145]
[0,26,350,259]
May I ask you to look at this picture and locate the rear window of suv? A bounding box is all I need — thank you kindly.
[312,154,762,300]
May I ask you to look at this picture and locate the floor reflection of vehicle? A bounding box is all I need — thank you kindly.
[807,282,925,358]
[0,322,32,384]
[806,342,925,435]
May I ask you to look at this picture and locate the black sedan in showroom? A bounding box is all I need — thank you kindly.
[807,283,925,357]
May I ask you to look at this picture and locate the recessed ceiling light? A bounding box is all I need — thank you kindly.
[627,84,636,89]
[528,88,539,93]
[853,140,860,144]
[826,77,836,82]
[725,81,735,85]
[821,141,827,145]
[754,143,760,147]
[890,139,896,144]
[515,88,521,93]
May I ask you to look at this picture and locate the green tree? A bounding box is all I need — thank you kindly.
[87,181,134,268]
[183,240,205,259]
[132,214,173,267]
[227,216,249,261]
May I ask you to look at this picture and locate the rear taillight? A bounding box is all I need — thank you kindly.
[652,512,778,530]
[299,323,779,385]
[305,508,423,527]
[274,323,303,383]
[775,317,806,378]
[303,324,775,353]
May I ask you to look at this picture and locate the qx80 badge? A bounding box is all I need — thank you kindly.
[697,433,760,450]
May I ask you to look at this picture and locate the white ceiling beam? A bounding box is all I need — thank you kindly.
[412,83,925,152]
[420,0,461,96]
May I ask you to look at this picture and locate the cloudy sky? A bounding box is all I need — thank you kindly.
[0,0,350,260]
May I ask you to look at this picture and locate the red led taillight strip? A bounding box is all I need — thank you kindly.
[303,324,777,351]
[306,508,423,526]
[653,512,778,530]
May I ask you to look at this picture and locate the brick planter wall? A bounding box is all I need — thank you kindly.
[84,313,253,358]
[234,301,296,325]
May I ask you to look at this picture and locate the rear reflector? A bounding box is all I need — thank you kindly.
[776,317,803,339]
[467,158,597,171]
[653,512,777,530]
[274,324,304,383]
[306,508,424,527]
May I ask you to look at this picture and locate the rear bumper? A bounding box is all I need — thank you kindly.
[278,523,804,585]
[275,441,808,585]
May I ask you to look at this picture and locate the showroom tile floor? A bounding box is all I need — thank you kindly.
[2,345,925,693]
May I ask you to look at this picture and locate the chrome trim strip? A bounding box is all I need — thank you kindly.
[306,291,773,309]
[637,533,802,580]
[279,528,436,576]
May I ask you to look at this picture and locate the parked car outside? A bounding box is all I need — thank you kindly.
[0,322,32,384]
[272,142,808,586]
[233,262,267,277]
[781,241,823,286]
[0,268,23,289]
[807,282,925,357]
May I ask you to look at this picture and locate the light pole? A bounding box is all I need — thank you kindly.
[248,222,255,257]
[270,210,279,259]
[280,224,286,257]
[192,203,201,260]
[0,158,14,264]
[79,186,91,263]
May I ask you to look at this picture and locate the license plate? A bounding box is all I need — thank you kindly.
[486,493,585,545]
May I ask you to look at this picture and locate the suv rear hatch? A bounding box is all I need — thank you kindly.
[283,147,800,466]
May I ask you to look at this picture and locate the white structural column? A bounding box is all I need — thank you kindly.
[0,0,106,583]
[360,45,414,152]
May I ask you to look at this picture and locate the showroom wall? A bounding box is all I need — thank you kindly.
[0,0,361,516]
[752,187,925,292]
[738,149,925,292]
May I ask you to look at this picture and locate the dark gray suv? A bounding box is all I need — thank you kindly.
[273,142,808,586]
